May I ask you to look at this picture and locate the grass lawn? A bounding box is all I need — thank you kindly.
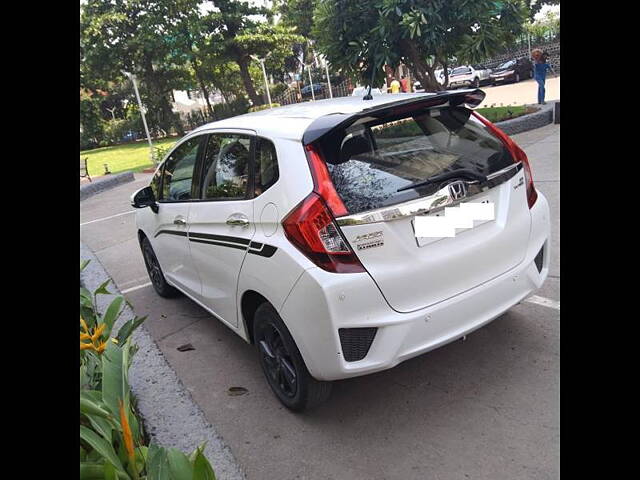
[80,136,180,178]
[475,105,531,123]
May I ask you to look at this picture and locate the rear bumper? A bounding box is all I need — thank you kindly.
[280,192,550,381]
[490,74,516,83]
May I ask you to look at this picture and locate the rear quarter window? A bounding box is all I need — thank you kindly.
[320,107,514,215]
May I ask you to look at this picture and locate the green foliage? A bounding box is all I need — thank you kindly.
[152,144,172,165]
[523,9,560,42]
[476,105,528,122]
[212,97,251,121]
[248,103,281,113]
[205,181,246,199]
[80,261,217,479]
[313,0,529,90]
[278,0,316,38]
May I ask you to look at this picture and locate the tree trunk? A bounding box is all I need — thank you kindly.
[400,39,442,92]
[191,56,214,120]
[442,59,449,88]
[236,54,262,106]
[142,57,184,136]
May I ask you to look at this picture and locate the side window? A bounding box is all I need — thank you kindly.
[160,137,202,201]
[254,138,279,196]
[200,134,251,200]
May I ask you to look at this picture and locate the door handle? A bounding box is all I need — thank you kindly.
[226,214,249,227]
[173,217,186,225]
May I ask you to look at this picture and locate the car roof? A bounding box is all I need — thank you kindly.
[189,93,443,142]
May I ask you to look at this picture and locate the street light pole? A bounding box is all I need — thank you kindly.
[251,54,273,108]
[122,70,154,163]
[307,66,315,101]
[320,53,333,98]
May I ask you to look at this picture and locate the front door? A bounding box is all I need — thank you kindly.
[153,135,205,298]
[188,131,256,327]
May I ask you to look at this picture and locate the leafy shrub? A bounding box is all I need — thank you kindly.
[213,97,250,120]
[269,83,289,99]
[152,144,172,165]
[80,260,216,479]
[248,103,281,113]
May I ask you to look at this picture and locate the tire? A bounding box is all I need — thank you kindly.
[253,303,332,411]
[140,237,180,298]
[472,77,480,88]
[515,72,521,83]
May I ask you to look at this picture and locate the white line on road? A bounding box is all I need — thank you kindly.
[524,295,560,310]
[121,282,152,294]
[80,210,135,226]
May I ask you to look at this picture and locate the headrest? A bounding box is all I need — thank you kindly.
[339,135,372,163]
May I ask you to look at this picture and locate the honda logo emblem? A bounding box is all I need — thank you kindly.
[447,181,467,201]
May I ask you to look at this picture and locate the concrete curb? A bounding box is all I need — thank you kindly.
[494,101,556,136]
[80,171,136,201]
[80,242,246,480]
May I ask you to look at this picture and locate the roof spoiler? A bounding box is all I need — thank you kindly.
[302,89,485,146]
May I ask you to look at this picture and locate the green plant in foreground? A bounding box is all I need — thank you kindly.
[80,260,217,479]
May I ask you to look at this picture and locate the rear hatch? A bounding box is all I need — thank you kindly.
[309,92,531,313]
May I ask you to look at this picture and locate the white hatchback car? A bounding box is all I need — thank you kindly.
[132,90,550,411]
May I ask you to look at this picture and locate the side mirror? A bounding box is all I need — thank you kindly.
[131,186,158,213]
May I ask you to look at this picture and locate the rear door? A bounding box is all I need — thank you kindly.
[316,102,531,313]
[187,131,256,327]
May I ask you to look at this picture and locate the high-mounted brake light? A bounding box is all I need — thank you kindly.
[281,144,365,273]
[472,111,538,208]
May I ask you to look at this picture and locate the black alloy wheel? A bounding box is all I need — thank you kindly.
[253,303,332,411]
[258,322,298,399]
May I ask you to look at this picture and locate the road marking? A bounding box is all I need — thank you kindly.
[80,210,135,226]
[121,282,152,294]
[524,295,560,310]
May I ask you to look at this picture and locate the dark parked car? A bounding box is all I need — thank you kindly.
[489,58,533,85]
[301,83,325,98]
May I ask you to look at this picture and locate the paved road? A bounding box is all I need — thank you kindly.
[477,76,560,108]
[80,125,560,480]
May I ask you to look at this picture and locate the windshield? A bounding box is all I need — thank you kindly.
[451,67,471,75]
[497,60,516,70]
[318,106,514,215]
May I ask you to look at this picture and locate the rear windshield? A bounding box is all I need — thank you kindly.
[318,106,513,215]
[497,60,516,70]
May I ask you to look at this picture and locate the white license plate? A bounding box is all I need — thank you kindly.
[412,201,495,247]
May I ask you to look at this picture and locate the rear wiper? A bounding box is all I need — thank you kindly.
[396,169,487,193]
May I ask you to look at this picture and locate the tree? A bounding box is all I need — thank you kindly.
[81,0,201,136]
[524,0,560,20]
[203,1,303,106]
[313,0,529,91]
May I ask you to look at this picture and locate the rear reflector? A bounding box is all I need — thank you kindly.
[472,112,538,208]
[339,328,377,362]
[534,245,544,273]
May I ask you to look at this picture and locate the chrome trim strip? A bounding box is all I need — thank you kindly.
[335,162,523,226]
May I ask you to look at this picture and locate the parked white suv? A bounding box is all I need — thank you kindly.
[448,65,492,89]
[132,90,550,411]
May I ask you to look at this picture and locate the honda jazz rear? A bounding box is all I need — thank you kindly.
[135,91,550,411]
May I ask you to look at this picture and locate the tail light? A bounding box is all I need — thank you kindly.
[472,112,538,208]
[282,144,365,273]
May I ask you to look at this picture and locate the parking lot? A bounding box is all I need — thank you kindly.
[80,124,559,480]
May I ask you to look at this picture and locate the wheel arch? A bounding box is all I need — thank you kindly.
[240,289,271,344]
